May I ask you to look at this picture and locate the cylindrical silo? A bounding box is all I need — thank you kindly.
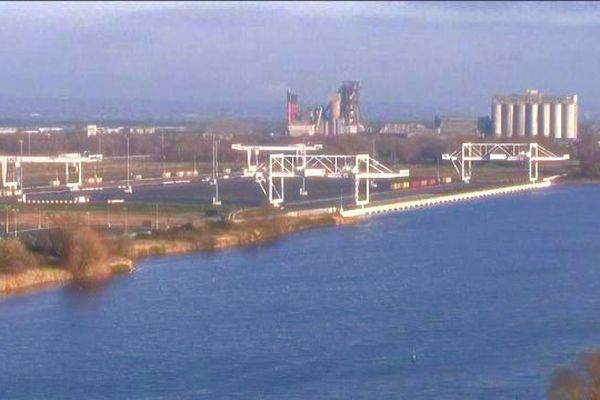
[492,103,502,137]
[541,103,551,137]
[515,102,526,137]
[551,103,562,139]
[564,102,576,139]
[502,103,514,137]
[574,95,579,139]
[527,103,538,137]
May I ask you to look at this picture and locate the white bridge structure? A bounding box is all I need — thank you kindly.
[232,144,409,207]
[0,153,103,195]
[442,142,569,183]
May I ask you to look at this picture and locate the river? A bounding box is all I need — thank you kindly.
[2,184,600,399]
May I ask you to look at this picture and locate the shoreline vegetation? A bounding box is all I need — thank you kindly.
[0,212,350,294]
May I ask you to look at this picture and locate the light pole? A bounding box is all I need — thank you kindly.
[13,208,18,238]
[95,133,102,179]
[124,206,128,235]
[28,131,31,155]
[161,132,166,176]
[19,139,23,191]
[126,134,131,192]
[212,134,221,206]
[107,203,111,228]
[155,204,159,230]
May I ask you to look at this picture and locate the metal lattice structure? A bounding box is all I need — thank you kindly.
[231,144,323,177]
[0,153,103,195]
[233,144,409,207]
[442,142,569,183]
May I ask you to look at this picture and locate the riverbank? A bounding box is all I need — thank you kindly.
[0,213,348,294]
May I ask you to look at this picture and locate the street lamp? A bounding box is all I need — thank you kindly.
[107,203,111,228]
[212,134,221,206]
[13,208,18,238]
[124,206,128,235]
[19,139,24,191]
[155,204,159,230]
[125,134,132,193]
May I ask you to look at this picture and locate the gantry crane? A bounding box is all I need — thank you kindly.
[232,143,409,207]
[442,142,569,183]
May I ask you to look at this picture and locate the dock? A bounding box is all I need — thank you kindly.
[340,180,552,218]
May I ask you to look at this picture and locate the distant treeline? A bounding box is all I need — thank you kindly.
[0,126,580,167]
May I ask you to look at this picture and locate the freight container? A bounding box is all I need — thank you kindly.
[391,181,409,190]
[429,179,437,185]
[443,176,452,184]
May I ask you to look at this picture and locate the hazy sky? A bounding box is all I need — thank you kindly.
[1,1,599,119]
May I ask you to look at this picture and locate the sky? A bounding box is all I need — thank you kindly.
[0,1,599,120]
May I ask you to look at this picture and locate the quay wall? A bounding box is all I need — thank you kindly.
[340,181,552,218]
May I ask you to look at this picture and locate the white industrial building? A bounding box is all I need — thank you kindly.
[491,89,578,140]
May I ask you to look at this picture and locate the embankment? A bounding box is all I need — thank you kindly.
[0,213,347,294]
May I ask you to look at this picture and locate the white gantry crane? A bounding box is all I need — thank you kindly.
[232,143,409,207]
[442,142,570,183]
[0,153,103,195]
[232,143,323,197]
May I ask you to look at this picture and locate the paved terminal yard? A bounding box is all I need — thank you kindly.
[0,162,565,235]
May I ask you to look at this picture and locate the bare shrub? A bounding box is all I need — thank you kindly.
[64,227,109,278]
[0,239,38,274]
[548,351,600,400]
[36,226,109,279]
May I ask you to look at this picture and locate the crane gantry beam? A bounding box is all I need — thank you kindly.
[442,142,569,183]
[231,143,323,177]
[0,153,103,195]
[232,143,409,207]
[268,153,408,206]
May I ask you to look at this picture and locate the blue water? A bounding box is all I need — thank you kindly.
[2,185,600,399]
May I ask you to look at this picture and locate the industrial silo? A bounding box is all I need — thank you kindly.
[564,101,577,139]
[515,102,526,137]
[502,103,514,137]
[526,103,538,136]
[551,103,562,139]
[328,93,341,136]
[492,102,502,137]
[540,103,551,137]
